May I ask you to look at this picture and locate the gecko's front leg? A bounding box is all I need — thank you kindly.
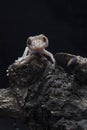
[15,47,29,63]
[43,49,55,65]
[14,53,31,68]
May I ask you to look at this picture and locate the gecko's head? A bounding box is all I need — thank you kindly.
[27,34,49,51]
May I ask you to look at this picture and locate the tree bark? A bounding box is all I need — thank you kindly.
[0,53,87,130]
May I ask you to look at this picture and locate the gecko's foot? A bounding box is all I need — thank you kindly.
[51,58,56,68]
[15,57,24,63]
[13,60,24,68]
[51,64,55,70]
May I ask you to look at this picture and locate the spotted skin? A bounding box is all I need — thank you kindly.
[14,34,55,67]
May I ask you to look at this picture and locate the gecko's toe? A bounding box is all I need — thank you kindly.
[6,69,9,72]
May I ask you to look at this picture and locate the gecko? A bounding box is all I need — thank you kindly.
[14,34,55,67]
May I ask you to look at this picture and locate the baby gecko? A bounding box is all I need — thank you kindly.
[14,34,55,67]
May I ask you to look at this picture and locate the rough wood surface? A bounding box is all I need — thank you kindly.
[0,53,87,130]
[0,88,22,118]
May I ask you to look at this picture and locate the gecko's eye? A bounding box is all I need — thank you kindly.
[42,37,46,42]
[27,38,32,45]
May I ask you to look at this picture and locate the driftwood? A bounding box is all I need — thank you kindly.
[0,53,87,130]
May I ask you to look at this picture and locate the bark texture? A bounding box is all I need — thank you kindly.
[0,53,87,130]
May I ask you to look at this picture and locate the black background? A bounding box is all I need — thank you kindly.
[0,0,87,129]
